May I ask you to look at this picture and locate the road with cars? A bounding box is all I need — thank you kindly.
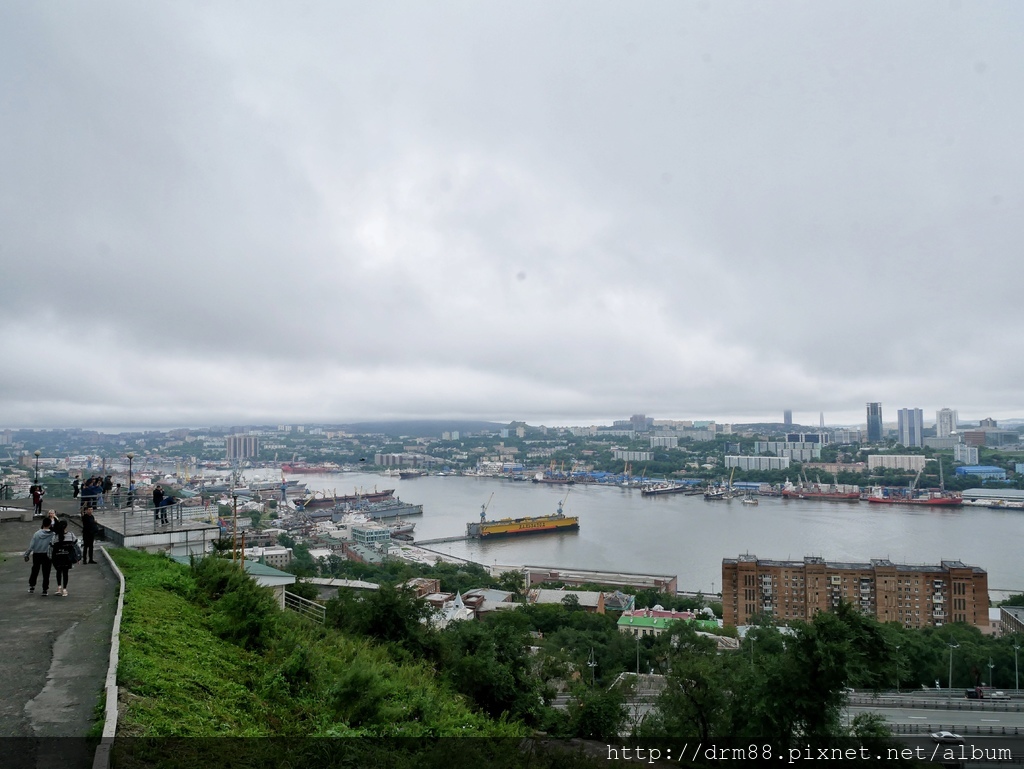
[850,691,1024,761]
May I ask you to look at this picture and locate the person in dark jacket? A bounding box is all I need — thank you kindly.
[81,506,98,564]
[23,516,55,595]
[48,520,81,597]
[152,485,164,521]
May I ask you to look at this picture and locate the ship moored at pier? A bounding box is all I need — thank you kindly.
[467,498,579,538]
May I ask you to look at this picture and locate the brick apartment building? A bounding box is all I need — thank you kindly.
[722,555,988,630]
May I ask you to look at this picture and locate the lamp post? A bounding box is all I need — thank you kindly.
[126,453,134,510]
[948,641,959,690]
[895,645,901,694]
[989,658,995,689]
[1014,642,1020,694]
[636,635,640,677]
[34,450,41,483]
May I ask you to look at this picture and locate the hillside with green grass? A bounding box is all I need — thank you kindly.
[110,549,519,738]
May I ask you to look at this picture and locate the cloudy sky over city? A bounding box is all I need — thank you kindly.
[2,1,1023,429]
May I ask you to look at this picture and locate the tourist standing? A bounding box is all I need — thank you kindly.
[81,507,98,564]
[72,476,80,499]
[23,516,55,596]
[48,520,81,597]
[152,485,164,521]
[112,483,122,509]
[31,484,44,516]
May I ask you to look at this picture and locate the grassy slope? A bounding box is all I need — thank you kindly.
[110,549,521,737]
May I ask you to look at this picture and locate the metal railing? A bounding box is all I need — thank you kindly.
[850,694,1023,712]
[284,591,326,624]
[890,721,1023,737]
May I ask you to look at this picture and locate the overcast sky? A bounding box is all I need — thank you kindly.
[2,1,1022,430]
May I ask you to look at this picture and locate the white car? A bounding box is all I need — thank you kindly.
[930,731,964,744]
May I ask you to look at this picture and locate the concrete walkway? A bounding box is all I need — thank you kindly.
[0,517,117,768]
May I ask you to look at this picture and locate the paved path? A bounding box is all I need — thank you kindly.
[0,517,117,768]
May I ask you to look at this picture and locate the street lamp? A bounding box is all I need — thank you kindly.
[989,657,995,689]
[34,450,41,483]
[948,641,959,690]
[1014,642,1020,694]
[126,453,134,510]
[895,645,901,694]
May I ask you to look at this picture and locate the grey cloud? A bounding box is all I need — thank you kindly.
[2,1,1023,428]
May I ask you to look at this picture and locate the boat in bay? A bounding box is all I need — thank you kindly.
[294,488,398,510]
[781,477,861,502]
[466,494,579,538]
[640,481,690,497]
[864,486,962,507]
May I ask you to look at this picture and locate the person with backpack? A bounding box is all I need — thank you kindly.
[48,519,82,597]
[23,516,55,596]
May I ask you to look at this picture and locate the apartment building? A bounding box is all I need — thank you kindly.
[722,554,988,630]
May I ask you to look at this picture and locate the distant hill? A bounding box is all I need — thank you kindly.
[341,419,506,438]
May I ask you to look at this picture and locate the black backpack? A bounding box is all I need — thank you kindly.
[51,537,81,567]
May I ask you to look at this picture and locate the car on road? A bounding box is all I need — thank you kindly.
[930,731,964,744]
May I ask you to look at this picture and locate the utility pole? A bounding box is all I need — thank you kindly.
[232,495,238,565]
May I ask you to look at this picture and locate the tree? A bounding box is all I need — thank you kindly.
[441,620,544,724]
[496,570,525,598]
[566,682,629,741]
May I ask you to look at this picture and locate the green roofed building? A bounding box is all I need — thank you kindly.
[617,608,719,638]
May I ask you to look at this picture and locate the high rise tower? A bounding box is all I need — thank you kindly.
[866,403,883,443]
[898,408,924,448]
[936,408,958,438]
[783,410,793,426]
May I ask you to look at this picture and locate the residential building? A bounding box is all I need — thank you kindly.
[954,444,980,464]
[726,455,791,471]
[783,410,793,427]
[722,555,988,629]
[613,450,653,462]
[833,429,863,444]
[225,434,259,461]
[753,441,822,461]
[786,433,830,444]
[650,436,679,449]
[866,403,883,443]
[246,546,292,570]
[936,408,958,439]
[1001,606,1024,636]
[924,437,958,450]
[867,455,926,472]
[630,414,652,433]
[897,408,924,448]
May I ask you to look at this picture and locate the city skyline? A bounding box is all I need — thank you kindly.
[3,406,1022,436]
[4,3,1024,429]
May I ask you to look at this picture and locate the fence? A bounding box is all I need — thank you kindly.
[284,590,326,624]
[890,722,1023,737]
[850,695,1023,713]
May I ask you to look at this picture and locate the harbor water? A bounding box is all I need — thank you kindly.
[291,472,1024,594]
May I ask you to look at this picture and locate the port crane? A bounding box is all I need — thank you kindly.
[479,492,495,522]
